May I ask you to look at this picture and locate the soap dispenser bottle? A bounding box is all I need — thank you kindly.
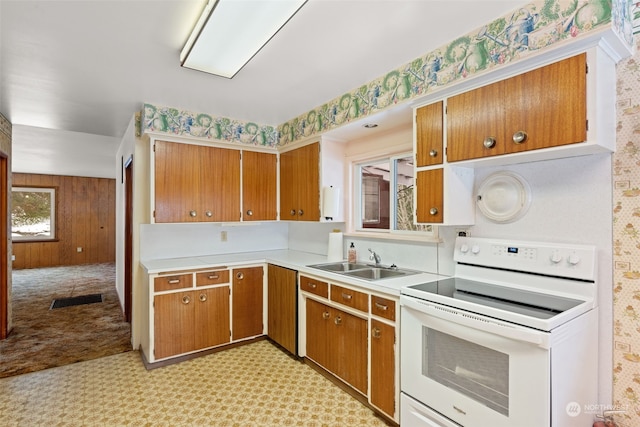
[348,242,357,263]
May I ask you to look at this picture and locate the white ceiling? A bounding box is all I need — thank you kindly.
[0,0,528,176]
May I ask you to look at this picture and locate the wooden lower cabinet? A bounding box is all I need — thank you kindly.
[154,286,230,360]
[232,266,264,340]
[370,319,395,416]
[195,287,231,350]
[267,264,297,354]
[306,298,368,394]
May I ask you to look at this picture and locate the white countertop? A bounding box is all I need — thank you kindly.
[141,249,445,296]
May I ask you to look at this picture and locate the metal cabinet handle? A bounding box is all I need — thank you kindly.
[429,149,438,157]
[341,292,352,300]
[298,209,304,216]
[168,279,180,284]
[199,293,207,302]
[308,282,317,288]
[334,316,342,325]
[182,295,191,304]
[290,209,296,216]
[483,136,497,148]
[429,207,439,215]
[372,327,381,338]
[322,311,330,320]
[205,210,213,217]
[207,274,219,280]
[512,130,528,144]
[236,272,244,280]
[374,302,388,311]
[189,210,197,217]
[246,210,253,216]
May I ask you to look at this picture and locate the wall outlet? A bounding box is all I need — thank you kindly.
[455,228,470,237]
[221,231,227,242]
[77,247,83,252]
[11,255,15,261]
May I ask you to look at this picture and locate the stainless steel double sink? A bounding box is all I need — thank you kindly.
[308,261,420,281]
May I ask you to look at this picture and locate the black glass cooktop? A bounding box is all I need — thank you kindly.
[405,277,584,320]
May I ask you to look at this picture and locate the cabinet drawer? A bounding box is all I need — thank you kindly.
[331,285,368,313]
[300,276,328,298]
[371,295,396,321]
[154,273,193,292]
[196,269,230,286]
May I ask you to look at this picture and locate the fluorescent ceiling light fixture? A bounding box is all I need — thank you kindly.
[180,0,307,78]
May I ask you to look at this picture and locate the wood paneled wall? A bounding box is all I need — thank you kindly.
[12,173,116,269]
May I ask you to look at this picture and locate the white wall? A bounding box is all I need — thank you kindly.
[139,222,289,261]
[13,125,119,178]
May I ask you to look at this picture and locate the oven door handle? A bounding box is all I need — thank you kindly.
[401,296,550,348]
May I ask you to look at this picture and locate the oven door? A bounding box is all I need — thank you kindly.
[400,295,551,427]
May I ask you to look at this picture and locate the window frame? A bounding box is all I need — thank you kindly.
[352,152,436,239]
[11,186,58,242]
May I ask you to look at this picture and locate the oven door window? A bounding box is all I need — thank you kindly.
[423,326,509,416]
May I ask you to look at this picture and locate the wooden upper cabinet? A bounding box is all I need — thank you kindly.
[415,101,444,167]
[155,141,202,223]
[504,52,587,154]
[279,142,320,221]
[242,151,277,221]
[206,146,240,222]
[416,169,444,223]
[447,80,506,162]
[154,140,240,223]
[446,53,587,162]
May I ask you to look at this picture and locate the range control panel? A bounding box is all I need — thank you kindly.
[454,236,597,281]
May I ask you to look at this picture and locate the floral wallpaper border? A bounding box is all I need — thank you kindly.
[142,0,630,149]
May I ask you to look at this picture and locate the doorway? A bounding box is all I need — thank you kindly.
[124,155,133,323]
[0,152,8,339]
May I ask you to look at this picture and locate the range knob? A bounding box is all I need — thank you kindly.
[471,245,481,254]
[460,244,469,254]
[550,251,563,264]
[568,253,581,265]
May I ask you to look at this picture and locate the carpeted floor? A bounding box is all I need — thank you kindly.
[0,263,132,378]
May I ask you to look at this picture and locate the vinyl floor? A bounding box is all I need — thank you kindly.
[0,340,390,426]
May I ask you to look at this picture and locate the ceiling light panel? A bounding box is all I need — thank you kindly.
[181,0,307,79]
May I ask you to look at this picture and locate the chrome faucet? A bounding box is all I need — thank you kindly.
[368,248,381,266]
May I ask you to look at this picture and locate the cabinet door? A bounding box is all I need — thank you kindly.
[306,298,330,368]
[370,319,395,417]
[204,146,241,222]
[333,308,368,394]
[279,143,320,221]
[296,142,320,221]
[416,101,444,167]
[194,286,230,350]
[267,264,297,354]
[232,267,264,340]
[154,291,195,359]
[505,53,587,154]
[154,141,202,223]
[447,82,506,161]
[416,169,443,223]
[242,151,277,221]
[279,148,297,220]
